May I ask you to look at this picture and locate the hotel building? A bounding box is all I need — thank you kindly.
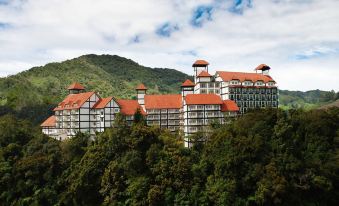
[41,60,277,146]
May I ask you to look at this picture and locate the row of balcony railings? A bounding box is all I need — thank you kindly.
[199,83,221,88]
[229,89,278,94]
[147,114,181,120]
[147,109,181,114]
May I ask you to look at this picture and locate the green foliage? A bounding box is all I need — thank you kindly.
[279,89,339,110]
[0,108,338,205]
[0,54,191,112]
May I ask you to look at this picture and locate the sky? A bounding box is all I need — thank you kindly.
[0,0,338,91]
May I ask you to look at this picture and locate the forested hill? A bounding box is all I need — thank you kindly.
[0,54,191,110]
[279,89,339,110]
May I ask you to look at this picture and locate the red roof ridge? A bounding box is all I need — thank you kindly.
[54,91,96,111]
[117,99,146,115]
[136,83,147,90]
[68,82,85,90]
[221,100,239,112]
[144,94,182,109]
[41,115,56,127]
[193,60,209,67]
[216,71,275,83]
[197,70,212,77]
[255,64,271,71]
[92,97,114,109]
[181,79,195,87]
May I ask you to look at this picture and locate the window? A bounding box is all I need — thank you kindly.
[200,89,207,94]
[200,83,207,88]
[243,81,252,86]
[256,81,264,86]
[268,82,275,86]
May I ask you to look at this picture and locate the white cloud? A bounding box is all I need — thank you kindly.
[0,0,338,91]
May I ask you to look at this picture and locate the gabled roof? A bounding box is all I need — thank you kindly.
[255,64,271,71]
[197,70,212,77]
[54,92,95,111]
[136,84,147,90]
[117,99,146,116]
[185,94,223,105]
[181,79,195,87]
[193,60,209,67]
[221,100,239,112]
[68,82,85,90]
[41,115,56,127]
[144,94,182,109]
[217,71,275,83]
[93,97,114,109]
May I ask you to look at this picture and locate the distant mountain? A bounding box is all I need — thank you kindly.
[0,54,337,124]
[279,89,338,110]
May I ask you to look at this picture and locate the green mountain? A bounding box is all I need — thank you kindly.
[0,54,337,123]
[0,54,191,108]
[0,54,191,124]
[279,89,338,110]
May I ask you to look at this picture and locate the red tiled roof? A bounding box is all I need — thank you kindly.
[136,84,147,90]
[217,71,275,83]
[54,92,95,111]
[93,97,114,109]
[145,94,182,109]
[117,99,146,116]
[197,70,212,77]
[221,100,239,112]
[255,64,271,71]
[41,115,56,127]
[185,94,223,105]
[192,60,209,67]
[68,82,85,90]
[181,79,195,87]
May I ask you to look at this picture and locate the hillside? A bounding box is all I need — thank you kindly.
[0,54,192,123]
[279,89,338,110]
[318,99,339,109]
[0,54,191,108]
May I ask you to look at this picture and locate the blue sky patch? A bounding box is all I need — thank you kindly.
[191,5,213,27]
[0,22,10,30]
[294,47,339,60]
[229,0,252,14]
[181,50,198,57]
[156,22,179,37]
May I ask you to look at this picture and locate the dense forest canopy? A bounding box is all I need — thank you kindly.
[0,108,338,205]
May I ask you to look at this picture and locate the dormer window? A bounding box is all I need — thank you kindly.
[267,82,275,86]
[243,81,252,86]
[255,81,264,86]
[230,80,239,85]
